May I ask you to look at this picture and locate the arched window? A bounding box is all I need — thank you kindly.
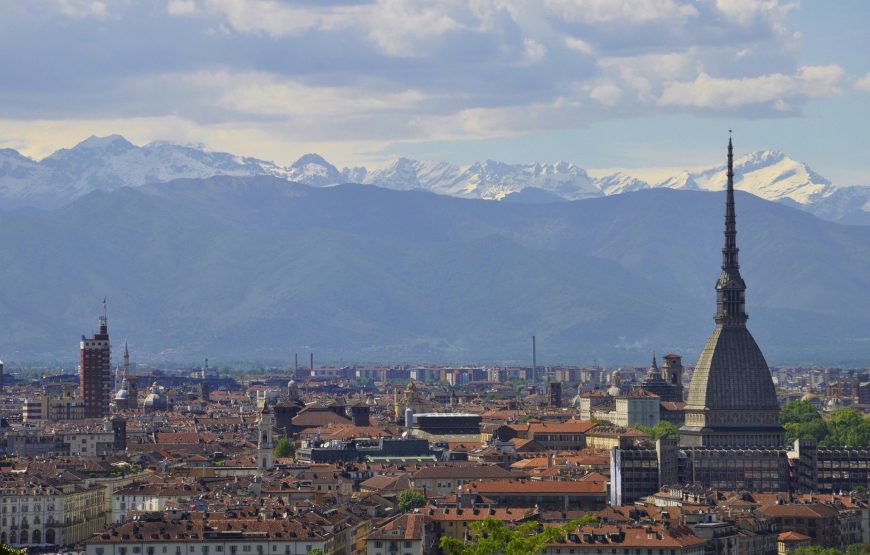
[46,529,56,544]
[9,531,17,544]
[32,529,41,544]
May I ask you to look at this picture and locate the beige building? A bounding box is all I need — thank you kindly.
[22,384,86,422]
[86,514,328,555]
[366,514,424,555]
[0,475,107,548]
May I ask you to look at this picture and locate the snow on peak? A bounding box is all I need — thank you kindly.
[596,172,650,195]
[692,150,834,205]
[286,153,344,186]
[656,171,700,191]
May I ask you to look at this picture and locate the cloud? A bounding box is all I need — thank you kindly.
[658,65,845,111]
[54,0,110,19]
[167,0,196,16]
[0,0,852,161]
[855,72,870,92]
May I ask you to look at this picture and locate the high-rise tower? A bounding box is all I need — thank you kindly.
[680,137,784,448]
[80,300,112,418]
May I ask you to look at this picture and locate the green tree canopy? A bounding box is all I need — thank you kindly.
[274,438,295,458]
[636,420,681,440]
[0,545,25,555]
[779,402,870,448]
[794,544,870,555]
[397,489,427,512]
[781,400,823,425]
[440,519,577,555]
[828,409,870,447]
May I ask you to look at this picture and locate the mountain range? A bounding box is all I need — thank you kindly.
[0,175,868,365]
[2,135,869,224]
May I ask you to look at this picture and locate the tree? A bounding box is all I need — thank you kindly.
[274,438,295,458]
[397,489,427,512]
[794,545,870,555]
[0,546,25,555]
[636,421,680,440]
[440,518,578,555]
[827,409,870,447]
[780,400,823,425]
[577,513,598,526]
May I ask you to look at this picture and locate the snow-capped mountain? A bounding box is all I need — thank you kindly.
[1,135,867,223]
[656,171,700,191]
[595,172,650,196]
[281,153,345,187]
[0,135,272,208]
[690,149,836,205]
[348,158,599,200]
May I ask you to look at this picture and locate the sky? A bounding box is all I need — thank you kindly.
[1,0,869,184]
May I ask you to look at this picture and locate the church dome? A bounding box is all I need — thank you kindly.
[143,381,168,411]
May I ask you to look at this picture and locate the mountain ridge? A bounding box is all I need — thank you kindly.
[1,175,868,365]
[1,135,868,223]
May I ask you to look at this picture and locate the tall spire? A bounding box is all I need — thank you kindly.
[123,339,130,378]
[715,132,747,326]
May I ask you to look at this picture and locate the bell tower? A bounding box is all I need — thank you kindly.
[257,400,275,471]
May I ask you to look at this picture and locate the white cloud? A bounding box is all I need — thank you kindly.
[658,65,845,110]
[362,0,464,57]
[54,0,110,19]
[588,81,623,106]
[544,0,698,24]
[182,70,428,119]
[564,36,594,55]
[855,72,870,92]
[521,38,547,65]
[167,0,196,16]
[193,0,339,37]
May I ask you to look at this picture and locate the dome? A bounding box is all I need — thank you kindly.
[114,388,129,401]
[287,380,296,388]
[143,381,168,411]
[406,381,416,392]
[801,393,819,402]
[607,385,621,397]
[686,326,778,411]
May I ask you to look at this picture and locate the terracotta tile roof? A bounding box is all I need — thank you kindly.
[412,465,515,480]
[778,531,813,542]
[368,513,424,541]
[465,479,606,495]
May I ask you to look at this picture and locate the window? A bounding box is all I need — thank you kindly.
[96,549,105,555]
[216,547,223,553]
[376,543,383,549]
